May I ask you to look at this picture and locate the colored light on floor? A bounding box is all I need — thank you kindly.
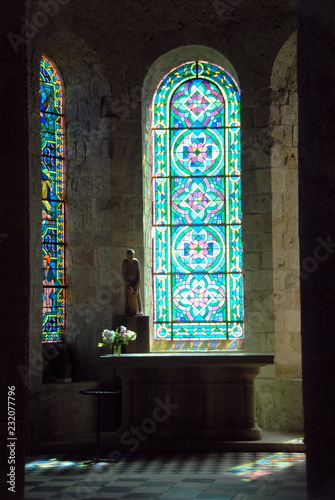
[228,452,306,477]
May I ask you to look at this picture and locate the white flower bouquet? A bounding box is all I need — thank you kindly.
[98,325,137,354]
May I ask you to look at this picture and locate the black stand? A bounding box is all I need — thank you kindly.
[79,389,120,464]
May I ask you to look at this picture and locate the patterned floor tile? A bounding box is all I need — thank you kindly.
[25,451,306,499]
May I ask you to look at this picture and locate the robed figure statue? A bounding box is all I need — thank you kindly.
[121,248,143,315]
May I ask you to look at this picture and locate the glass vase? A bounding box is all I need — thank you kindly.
[112,344,122,355]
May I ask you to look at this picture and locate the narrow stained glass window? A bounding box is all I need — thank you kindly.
[40,56,66,342]
[151,61,243,351]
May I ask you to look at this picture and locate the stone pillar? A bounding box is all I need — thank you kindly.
[298,1,335,497]
[116,315,150,353]
[0,1,28,499]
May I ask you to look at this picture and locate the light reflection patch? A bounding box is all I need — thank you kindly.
[228,452,306,478]
[25,458,107,470]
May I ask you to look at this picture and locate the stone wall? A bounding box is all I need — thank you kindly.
[25,0,303,443]
[271,32,300,379]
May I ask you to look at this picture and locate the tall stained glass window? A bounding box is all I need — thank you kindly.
[151,61,243,351]
[40,56,66,342]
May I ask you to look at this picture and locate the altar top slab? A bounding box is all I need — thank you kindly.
[101,352,274,368]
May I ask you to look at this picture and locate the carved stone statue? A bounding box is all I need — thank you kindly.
[122,248,143,315]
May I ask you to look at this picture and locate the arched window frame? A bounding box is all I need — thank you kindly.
[151,60,244,352]
[40,55,66,343]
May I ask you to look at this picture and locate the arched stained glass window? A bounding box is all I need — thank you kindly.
[151,61,243,351]
[40,56,66,343]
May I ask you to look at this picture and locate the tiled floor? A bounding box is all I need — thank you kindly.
[25,451,307,499]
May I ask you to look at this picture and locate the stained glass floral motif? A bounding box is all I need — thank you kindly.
[152,61,243,349]
[40,56,66,342]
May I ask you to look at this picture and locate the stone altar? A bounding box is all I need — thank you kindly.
[102,352,274,442]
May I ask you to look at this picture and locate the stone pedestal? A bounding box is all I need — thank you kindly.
[115,315,150,353]
[102,353,274,442]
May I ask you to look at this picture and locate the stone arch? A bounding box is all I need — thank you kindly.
[270,32,300,378]
[29,32,115,382]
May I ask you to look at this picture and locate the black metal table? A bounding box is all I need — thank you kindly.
[79,389,120,464]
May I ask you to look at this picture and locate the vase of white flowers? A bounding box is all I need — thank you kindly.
[98,325,137,355]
